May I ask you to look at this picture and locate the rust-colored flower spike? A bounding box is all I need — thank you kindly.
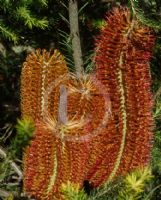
[64,73,111,185]
[23,67,111,199]
[85,7,155,187]
[24,121,68,200]
[23,119,91,199]
[21,49,68,122]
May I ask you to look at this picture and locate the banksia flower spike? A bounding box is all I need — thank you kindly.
[22,51,97,199]
[21,49,68,122]
[23,117,91,199]
[85,7,155,187]
[24,122,60,199]
[65,73,111,184]
[24,120,78,200]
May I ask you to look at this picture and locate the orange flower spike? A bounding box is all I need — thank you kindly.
[21,49,68,121]
[23,118,90,199]
[119,26,155,171]
[24,121,65,200]
[65,74,110,185]
[86,7,155,187]
[85,8,132,186]
[22,51,93,199]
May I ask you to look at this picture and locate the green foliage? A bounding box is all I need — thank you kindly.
[0,117,34,198]
[16,6,48,29]
[16,118,34,137]
[59,30,74,71]
[38,0,48,7]
[0,23,18,43]
[0,47,26,147]
[61,168,155,200]
[0,154,12,184]
[129,0,161,30]
[59,30,94,73]
[151,39,161,198]
[118,167,153,200]
[0,0,49,42]
[152,130,161,172]
[89,178,123,200]
[0,146,22,198]
[61,181,88,200]
[10,118,35,158]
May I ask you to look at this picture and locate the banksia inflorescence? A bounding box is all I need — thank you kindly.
[22,6,155,200]
[86,7,155,187]
[21,49,68,122]
[22,50,106,199]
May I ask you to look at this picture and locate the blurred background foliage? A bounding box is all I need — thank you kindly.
[0,0,161,199]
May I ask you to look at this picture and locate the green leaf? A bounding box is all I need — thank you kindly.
[61,181,88,200]
[0,23,18,43]
[118,167,153,200]
[16,6,48,29]
[9,118,35,157]
[38,0,48,7]
[16,118,35,137]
